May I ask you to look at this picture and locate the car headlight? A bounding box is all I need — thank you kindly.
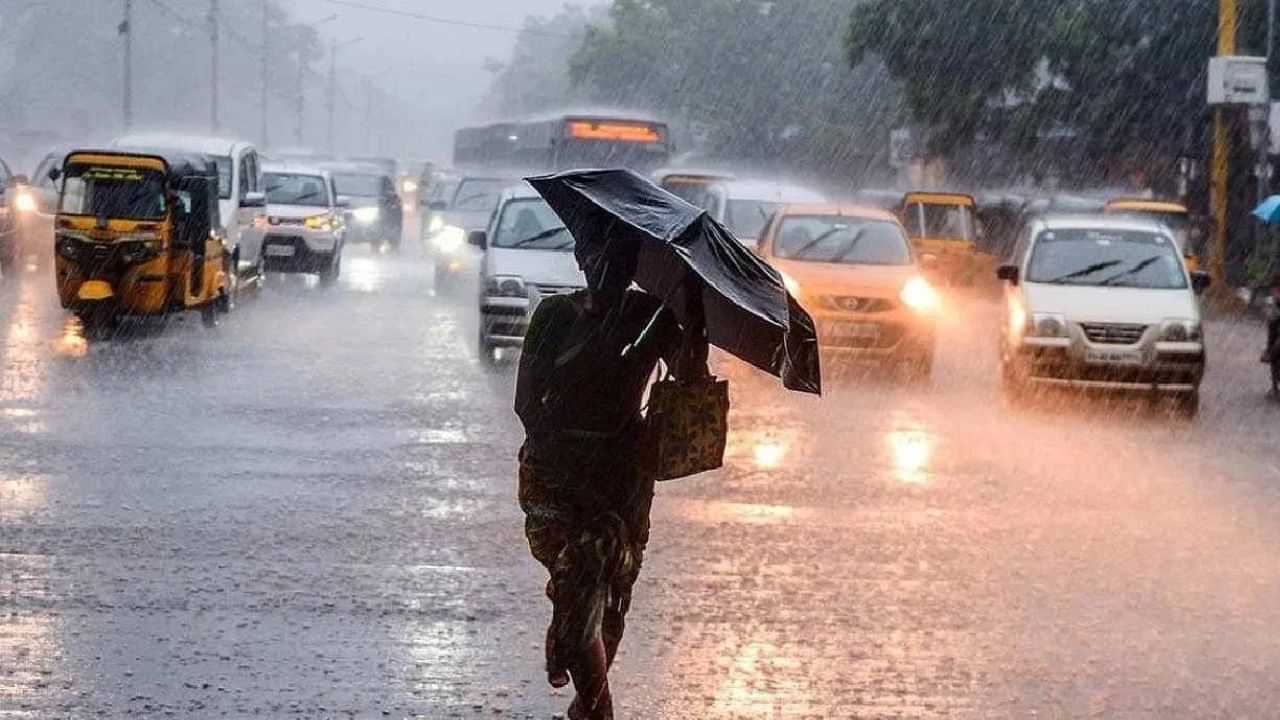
[401,179,419,193]
[899,276,938,313]
[486,275,526,298]
[304,215,333,231]
[427,214,445,234]
[353,206,380,224]
[433,225,466,254]
[14,189,36,214]
[55,233,86,259]
[118,237,161,265]
[1160,318,1201,342]
[1028,312,1068,338]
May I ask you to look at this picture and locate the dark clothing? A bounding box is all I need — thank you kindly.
[514,288,684,688]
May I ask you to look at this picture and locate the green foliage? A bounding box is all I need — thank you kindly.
[847,0,1272,169]
[478,6,603,118]
[566,0,899,175]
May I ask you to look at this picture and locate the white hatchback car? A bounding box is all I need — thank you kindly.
[261,164,345,285]
[997,215,1211,416]
[469,184,584,366]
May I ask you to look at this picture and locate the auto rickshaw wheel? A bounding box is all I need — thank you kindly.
[201,304,219,329]
[217,252,238,314]
[319,254,341,288]
[77,309,117,341]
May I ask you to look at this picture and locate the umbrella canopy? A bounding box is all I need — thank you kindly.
[1254,195,1280,224]
[526,168,820,394]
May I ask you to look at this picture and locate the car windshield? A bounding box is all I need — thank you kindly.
[773,216,911,265]
[726,199,781,240]
[904,202,975,240]
[1027,228,1187,289]
[452,179,512,211]
[59,164,167,220]
[492,198,572,251]
[265,173,329,207]
[333,173,383,197]
[1118,211,1191,254]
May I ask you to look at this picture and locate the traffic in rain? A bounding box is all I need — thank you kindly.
[2,1,1280,718]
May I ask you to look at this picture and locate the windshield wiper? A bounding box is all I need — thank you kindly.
[791,227,847,258]
[1098,255,1163,286]
[830,228,868,263]
[509,226,569,248]
[1044,260,1122,284]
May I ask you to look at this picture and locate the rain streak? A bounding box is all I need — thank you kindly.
[2,1,1280,718]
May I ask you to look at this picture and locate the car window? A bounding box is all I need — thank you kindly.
[264,173,330,207]
[773,216,912,265]
[238,155,250,197]
[246,152,259,192]
[491,198,572,250]
[1027,228,1187,289]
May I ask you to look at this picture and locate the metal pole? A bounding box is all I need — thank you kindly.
[1211,0,1238,287]
[122,0,133,130]
[210,0,220,132]
[1269,0,1276,65]
[364,77,373,154]
[295,59,305,145]
[260,0,269,146]
[327,39,336,153]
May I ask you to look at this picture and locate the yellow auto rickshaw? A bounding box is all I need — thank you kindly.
[1103,198,1200,271]
[899,191,985,285]
[52,149,233,334]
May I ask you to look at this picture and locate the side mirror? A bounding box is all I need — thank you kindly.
[1190,270,1212,294]
[240,191,266,209]
[336,195,352,208]
[467,230,487,249]
[428,200,447,211]
[47,167,62,183]
[997,264,1020,284]
[919,253,939,270]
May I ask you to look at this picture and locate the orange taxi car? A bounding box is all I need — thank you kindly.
[757,204,940,379]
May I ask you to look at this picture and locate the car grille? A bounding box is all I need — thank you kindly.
[1081,322,1147,345]
[533,283,582,298]
[818,295,894,313]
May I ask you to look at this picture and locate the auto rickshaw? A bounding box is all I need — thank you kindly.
[52,149,233,334]
[899,191,985,285]
[1104,198,1200,271]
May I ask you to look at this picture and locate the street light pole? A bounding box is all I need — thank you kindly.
[209,0,220,132]
[260,0,269,146]
[326,36,361,154]
[121,0,133,130]
[290,14,337,148]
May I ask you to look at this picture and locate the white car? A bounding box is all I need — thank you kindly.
[261,164,345,285]
[470,184,584,366]
[997,215,1211,416]
[114,133,267,284]
[697,179,827,247]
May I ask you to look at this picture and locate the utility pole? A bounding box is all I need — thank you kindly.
[327,38,336,153]
[209,0,220,132]
[120,0,133,130]
[364,77,373,154]
[260,0,269,146]
[295,57,306,145]
[1210,0,1237,288]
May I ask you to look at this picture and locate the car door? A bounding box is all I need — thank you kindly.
[234,150,266,269]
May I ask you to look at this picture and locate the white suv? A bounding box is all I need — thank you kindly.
[997,215,1210,416]
[470,184,584,366]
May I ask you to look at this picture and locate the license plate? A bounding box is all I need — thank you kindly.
[1086,349,1143,365]
[828,322,879,340]
[265,245,295,257]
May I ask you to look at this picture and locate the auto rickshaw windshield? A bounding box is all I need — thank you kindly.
[59,163,167,220]
[904,202,975,241]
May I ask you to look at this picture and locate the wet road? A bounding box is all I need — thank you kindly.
[3,234,1280,718]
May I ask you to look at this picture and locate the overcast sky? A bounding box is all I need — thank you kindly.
[282,0,604,159]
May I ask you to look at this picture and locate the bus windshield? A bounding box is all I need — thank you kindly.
[59,164,167,220]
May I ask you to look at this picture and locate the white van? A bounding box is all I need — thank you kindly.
[469,184,584,366]
[114,133,267,285]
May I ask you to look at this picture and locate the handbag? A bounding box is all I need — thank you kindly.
[643,372,730,481]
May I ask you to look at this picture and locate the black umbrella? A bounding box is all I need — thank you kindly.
[526,168,820,394]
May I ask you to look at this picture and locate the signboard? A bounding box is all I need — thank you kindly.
[1208,56,1269,105]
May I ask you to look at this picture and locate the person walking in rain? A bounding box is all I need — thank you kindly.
[515,239,708,719]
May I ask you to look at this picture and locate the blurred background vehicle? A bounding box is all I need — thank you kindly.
[428,171,522,291]
[324,162,403,253]
[261,163,346,285]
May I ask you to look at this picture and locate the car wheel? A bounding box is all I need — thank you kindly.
[478,325,499,367]
[319,254,341,287]
[217,252,238,314]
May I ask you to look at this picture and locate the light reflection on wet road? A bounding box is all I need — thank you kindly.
[2,234,1280,717]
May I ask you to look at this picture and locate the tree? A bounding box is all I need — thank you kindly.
[566,0,899,180]
[476,6,602,118]
[847,0,1272,182]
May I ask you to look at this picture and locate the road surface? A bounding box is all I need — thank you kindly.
[3,236,1280,718]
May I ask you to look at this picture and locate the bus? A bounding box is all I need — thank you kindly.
[453,111,673,172]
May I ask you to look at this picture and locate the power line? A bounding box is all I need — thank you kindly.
[322,0,574,38]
